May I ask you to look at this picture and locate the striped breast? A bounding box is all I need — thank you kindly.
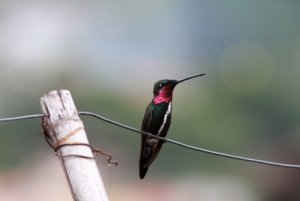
[139,101,172,178]
[142,101,172,137]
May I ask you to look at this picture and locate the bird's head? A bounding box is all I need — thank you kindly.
[152,73,205,104]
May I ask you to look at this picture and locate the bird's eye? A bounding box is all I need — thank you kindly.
[159,83,162,87]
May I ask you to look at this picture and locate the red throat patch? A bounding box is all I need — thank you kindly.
[153,86,173,105]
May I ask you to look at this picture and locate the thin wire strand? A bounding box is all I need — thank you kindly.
[1,112,300,169]
[0,114,45,122]
[78,111,300,169]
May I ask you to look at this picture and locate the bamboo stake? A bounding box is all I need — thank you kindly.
[40,89,109,201]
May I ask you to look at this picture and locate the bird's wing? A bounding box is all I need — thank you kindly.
[139,102,171,178]
[141,104,153,133]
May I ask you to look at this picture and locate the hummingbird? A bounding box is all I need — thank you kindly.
[139,73,205,179]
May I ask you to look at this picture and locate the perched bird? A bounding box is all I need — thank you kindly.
[139,73,205,179]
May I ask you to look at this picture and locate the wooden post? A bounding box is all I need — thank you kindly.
[40,89,109,201]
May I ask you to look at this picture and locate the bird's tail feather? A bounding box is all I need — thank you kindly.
[139,166,148,179]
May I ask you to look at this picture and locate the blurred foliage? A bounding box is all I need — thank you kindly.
[1,1,300,200]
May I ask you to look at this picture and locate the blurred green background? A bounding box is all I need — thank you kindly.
[1,1,300,201]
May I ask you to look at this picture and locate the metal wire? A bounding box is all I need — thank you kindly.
[0,114,45,122]
[1,111,300,169]
[78,111,300,169]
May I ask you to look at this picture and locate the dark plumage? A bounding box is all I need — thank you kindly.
[139,101,172,179]
[139,74,205,179]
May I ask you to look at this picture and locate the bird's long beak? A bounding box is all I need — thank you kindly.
[176,73,206,85]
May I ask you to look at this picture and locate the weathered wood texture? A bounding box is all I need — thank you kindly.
[40,89,109,201]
